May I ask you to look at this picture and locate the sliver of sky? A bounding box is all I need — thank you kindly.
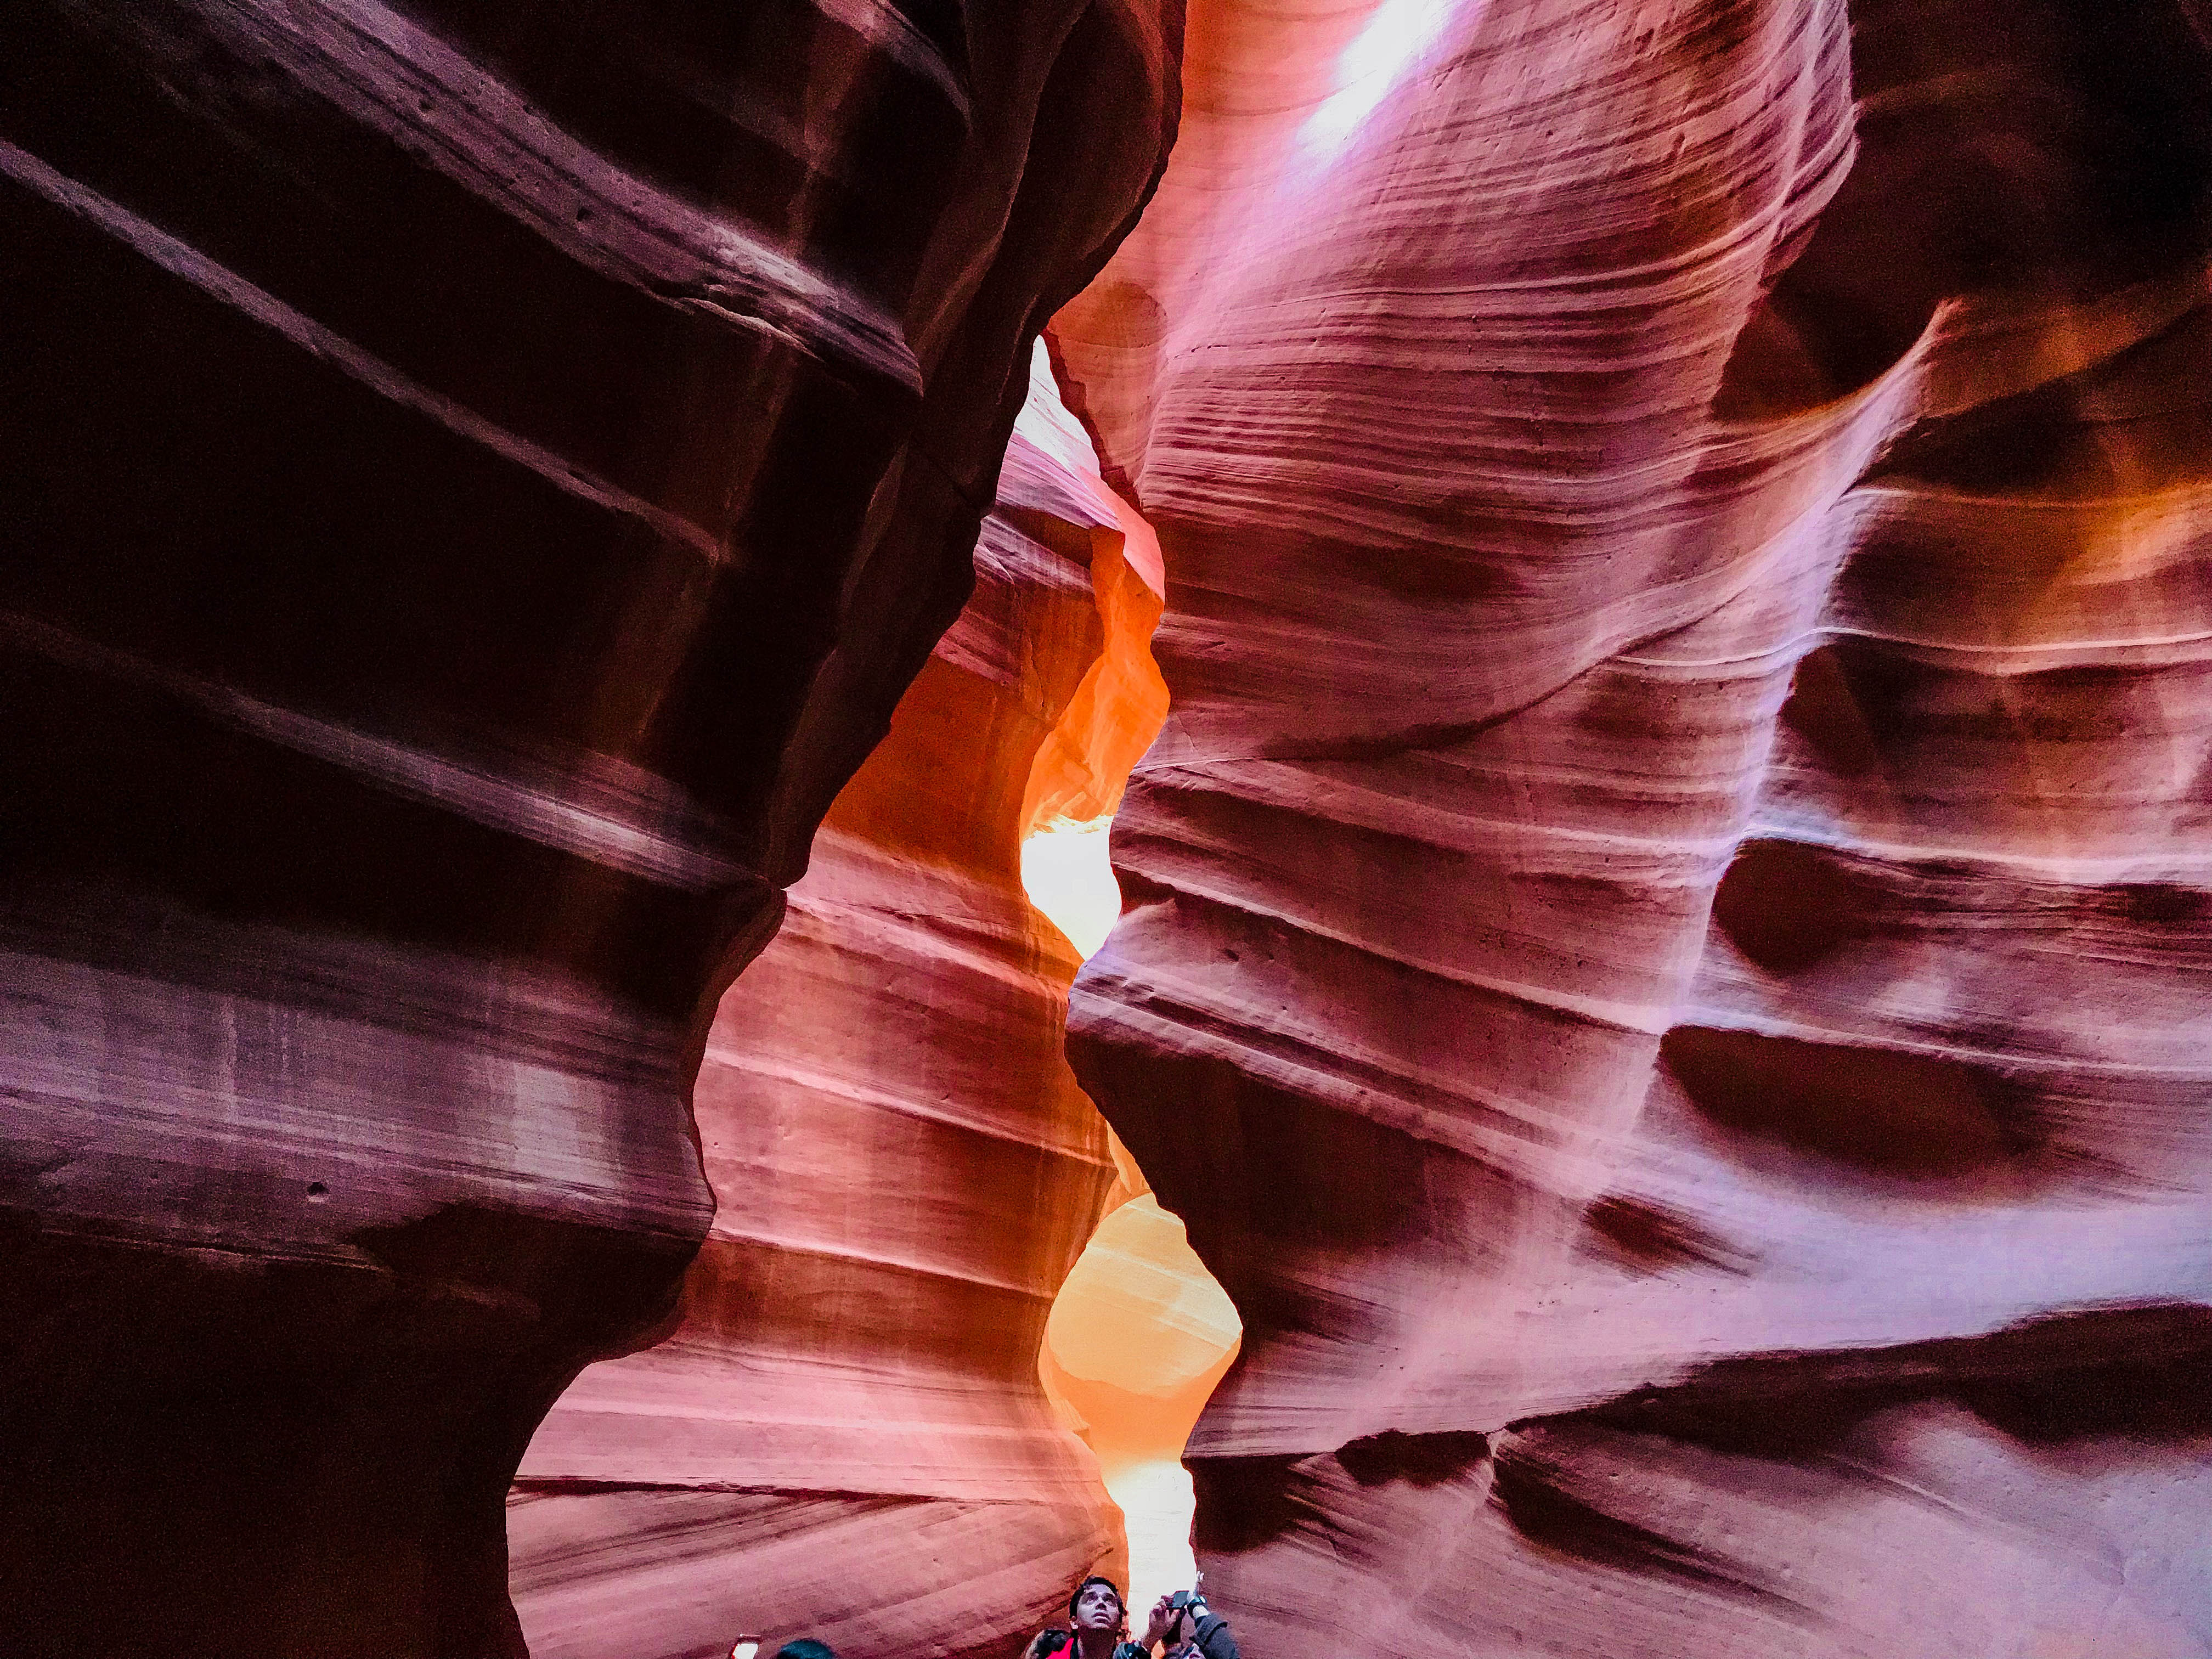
[1022,816,1121,960]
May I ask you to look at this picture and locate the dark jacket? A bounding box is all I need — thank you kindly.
[1026,1631,1147,1659]
[1167,1614,1240,1659]
[1040,1619,1237,1659]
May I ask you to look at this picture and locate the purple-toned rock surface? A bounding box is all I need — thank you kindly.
[1059,1,2212,1654]
[14,0,2212,1654]
[0,3,1177,1652]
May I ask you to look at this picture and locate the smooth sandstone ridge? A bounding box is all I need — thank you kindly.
[1059,1,2212,1654]
[509,351,1171,1659]
[0,4,1177,1654]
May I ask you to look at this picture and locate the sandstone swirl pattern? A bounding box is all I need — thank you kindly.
[509,355,1170,1659]
[0,4,1176,1654]
[1058,1,2212,1653]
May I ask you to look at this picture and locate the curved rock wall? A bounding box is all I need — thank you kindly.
[0,4,1177,1652]
[1060,1,2212,1653]
[509,352,1171,1659]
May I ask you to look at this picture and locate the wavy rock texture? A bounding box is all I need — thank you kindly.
[509,352,1171,1659]
[1060,0,2212,1654]
[0,4,1177,1652]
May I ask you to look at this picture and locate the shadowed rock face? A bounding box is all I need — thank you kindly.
[1060,0,2212,1652]
[0,2,1177,1652]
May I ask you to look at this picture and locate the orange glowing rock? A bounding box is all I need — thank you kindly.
[1040,1194,1242,1617]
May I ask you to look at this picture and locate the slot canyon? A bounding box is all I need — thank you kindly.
[3,5,2210,1659]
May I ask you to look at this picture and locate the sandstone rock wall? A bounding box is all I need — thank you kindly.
[0,4,1177,1652]
[509,353,1171,1659]
[1059,1,2212,1652]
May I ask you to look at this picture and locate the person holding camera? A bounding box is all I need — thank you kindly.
[1023,1575,1241,1659]
[1141,1582,1239,1659]
[1024,1576,1148,1659]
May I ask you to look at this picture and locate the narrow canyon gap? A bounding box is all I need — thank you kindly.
[6,1,2212,1658]
[510,348,1182,1659]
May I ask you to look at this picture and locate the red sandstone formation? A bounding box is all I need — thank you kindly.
[508,354,1170,1659]
[1061,1,2212,1654]
[0,3,1177,1651]
[14,0,2212,1652]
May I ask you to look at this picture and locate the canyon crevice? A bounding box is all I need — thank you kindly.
[6,0,2212,1656]
[507,350,1171,1659]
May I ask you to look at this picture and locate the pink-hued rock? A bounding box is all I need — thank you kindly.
[0,3,1177,1651]
[508,356,1172,1659]
[1062,1,2212,1653]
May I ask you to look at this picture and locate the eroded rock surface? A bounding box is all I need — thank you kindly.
[1061,1,2212,1652]
[0,4,1176,1652]
[509,353,1170,1659]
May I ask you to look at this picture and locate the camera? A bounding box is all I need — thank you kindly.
[1168,1571,1206,1619]
[1159,1584,1210,1657]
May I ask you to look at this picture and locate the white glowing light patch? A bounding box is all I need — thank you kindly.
[1299,0,1457,156]
[1021,816,1122,960]
[1104,1458,1202,1626]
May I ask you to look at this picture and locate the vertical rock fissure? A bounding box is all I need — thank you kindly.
[510,345,1184,1659]
[1013,377,1243,1614]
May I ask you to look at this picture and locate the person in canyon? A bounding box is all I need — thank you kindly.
[1024,1575,1146,1659]
[1142,1588,1240,1659]
[1025,1577,1241,1659]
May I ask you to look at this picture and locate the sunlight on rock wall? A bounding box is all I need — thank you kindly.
[1025,788,1240,1617]
[1013,336,1239,1617]
[510,335,1178,1659]
[1054,3,2212,1656]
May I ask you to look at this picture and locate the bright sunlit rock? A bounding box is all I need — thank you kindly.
[1299,0,1457,156]
[1103,1458,1204,1627]
[1022,816,1124,960]
[1040,1195,1243,1624]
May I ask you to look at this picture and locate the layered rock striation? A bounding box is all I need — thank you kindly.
[509,352,1171,1659]
[1061,0,2212,1652]
[0,4,1177,1652]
